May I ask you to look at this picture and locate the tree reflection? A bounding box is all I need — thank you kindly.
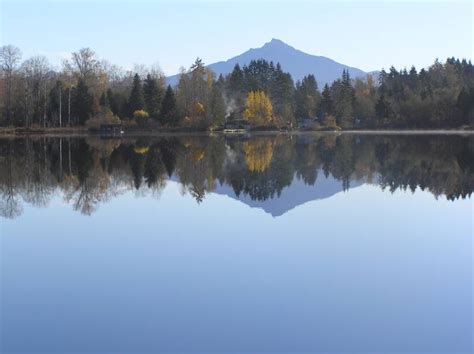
[243,138,274,173]
[0,133,472,218]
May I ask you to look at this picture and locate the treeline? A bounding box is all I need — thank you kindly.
[1,134,472,218]
[0,44,473,130]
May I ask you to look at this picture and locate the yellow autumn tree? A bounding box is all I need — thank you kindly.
[194,102,205,117]
[243,139,274,173]
[243,91,273,126]
[133,110,149,125]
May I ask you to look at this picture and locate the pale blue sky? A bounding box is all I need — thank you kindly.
[1,0,472,75]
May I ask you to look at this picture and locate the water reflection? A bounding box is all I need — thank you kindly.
[0,133,472,218]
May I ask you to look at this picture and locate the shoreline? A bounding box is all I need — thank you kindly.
[0,127,472,138]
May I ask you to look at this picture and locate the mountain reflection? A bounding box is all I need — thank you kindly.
[0,134,472,219]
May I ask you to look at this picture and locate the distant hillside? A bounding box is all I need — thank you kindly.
[167,38,368,88]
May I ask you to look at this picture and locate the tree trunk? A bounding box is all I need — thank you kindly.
[68,88,71,126]
[59,86,62,127]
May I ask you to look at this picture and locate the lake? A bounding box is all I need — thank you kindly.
[0,133,472,353]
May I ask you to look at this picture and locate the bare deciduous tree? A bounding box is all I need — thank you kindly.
[66,47,101,81]
[21,56,51,127]
[0,45,22,125]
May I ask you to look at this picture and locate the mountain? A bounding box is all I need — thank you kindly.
[167,38,368,88]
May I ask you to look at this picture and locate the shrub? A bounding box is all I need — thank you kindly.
[133,110,150,125]
[85,108,121,130]
[322,114,339,130]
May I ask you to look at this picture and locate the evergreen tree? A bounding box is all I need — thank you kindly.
[72,78,93,125]
[225,64,246,119]
[99,91,109,108]
[228,64,244,93]
[408,66,418,90]
[208,84,226,128]
[333,70,355,127]
[161,85,177,126]
[457,87,474,124]
[243,59,274,92]
[143,74,163,121]
[128,73,145,117]
[295,74,320,121]
[270,63,295,124]
[216,74,225,88]
[319,84,334,118]
[375,93,392,122]
[107,88,120,117]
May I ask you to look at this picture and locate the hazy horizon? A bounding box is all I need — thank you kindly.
[1,0,472,76]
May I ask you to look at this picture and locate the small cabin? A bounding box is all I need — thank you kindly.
[299,117,319,129]
[224,119,250,131]
[100,124,123,136]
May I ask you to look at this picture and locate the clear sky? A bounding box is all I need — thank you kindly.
[1,0,472,76]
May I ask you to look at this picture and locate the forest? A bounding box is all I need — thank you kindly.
[0,45,473,131]
[0,134,472,218]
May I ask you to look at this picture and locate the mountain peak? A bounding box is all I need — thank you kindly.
[263,38,292,49]
[269,38,285,45]
[166,39,367,88]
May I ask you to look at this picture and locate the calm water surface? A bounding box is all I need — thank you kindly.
[1,133,473,353]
